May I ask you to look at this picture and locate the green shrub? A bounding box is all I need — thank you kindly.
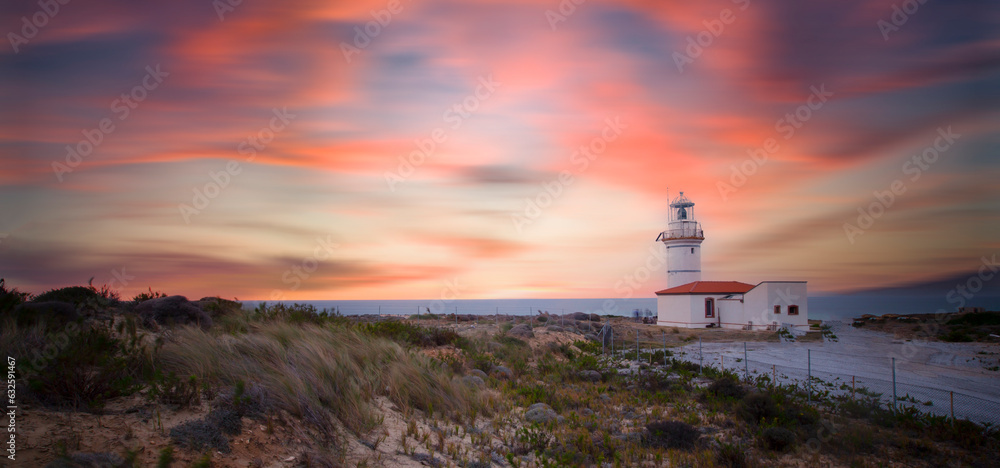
[132,287,168,303]
[251,302,326,325]
[0,278,30,314]
[716,441,755,468]
[156,445,174,468]
[760,426,796,451]
[644,420,700,450]
[147,371,200,407]
[24,324,150,410]
[947,312,1000,326]
[738,392,779,425]
[708,377,746,400]
[361,321,468,349]
[940,329,973,342]
[32,286,100,305]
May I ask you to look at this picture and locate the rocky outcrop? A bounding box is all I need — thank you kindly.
[136,295,212,330]
[507,323,534,339]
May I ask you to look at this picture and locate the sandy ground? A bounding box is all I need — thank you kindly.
[671,322,1000,425]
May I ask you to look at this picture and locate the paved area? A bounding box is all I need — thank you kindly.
[673,322,1000,425]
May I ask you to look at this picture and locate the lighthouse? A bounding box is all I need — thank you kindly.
[656,192,704,288]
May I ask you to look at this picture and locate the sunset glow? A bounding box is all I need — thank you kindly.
[2,0,997,300]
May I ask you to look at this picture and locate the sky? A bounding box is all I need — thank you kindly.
[1,0,998,301]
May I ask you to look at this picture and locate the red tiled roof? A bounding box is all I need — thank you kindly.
[655,281,755,295]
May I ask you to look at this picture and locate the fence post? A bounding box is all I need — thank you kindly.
[744,342,749,383]
[636,328,639,363]
[663,331,667,366]
[950,391,955,427]
[892,357,897,413]
[772,364,776,388]
[852,375,855,399]
[699,337,703,375]
[721,355,724,373]
[807,349,812,404]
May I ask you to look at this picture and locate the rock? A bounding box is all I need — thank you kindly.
[578,370,601,382]
[580,408,595,417]
[469,369,488,380]
[462,375,486,388]
[599,393,611,402]
[576,321,593,332]
[136,295,212,330]
[589,313,602,322]
[524,403,558,424]
[546,325,565,333]
[585,333,599,342]
[507,323,534,339]
[45,453,129,468]
[491,365,514,380]
[569,312,590,321]
[13,301,79,326]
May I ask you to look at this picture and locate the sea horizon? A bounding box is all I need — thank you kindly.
[241,293,1000,323]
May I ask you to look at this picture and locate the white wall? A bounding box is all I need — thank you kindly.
[743,282,808,330]
[657,293,729,328]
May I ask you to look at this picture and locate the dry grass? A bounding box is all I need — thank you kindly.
[158,322,480,436]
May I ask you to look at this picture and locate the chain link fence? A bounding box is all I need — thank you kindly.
[674,337,1000,428]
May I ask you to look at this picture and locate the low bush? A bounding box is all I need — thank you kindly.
[20,324,151,410]
[362,321,468,349]
[760,426,796,451]
[707,377,746,400]
[738,392,779,425]
[644,420,700,450]
[0,278,30,314]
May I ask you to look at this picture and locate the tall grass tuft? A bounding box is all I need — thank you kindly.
[158,323,478,436]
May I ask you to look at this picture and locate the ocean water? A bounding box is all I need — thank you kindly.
[243,294,1000,322]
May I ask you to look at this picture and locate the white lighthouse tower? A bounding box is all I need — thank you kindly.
[656,192,704,288]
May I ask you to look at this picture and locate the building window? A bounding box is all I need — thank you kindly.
[774,305,781,314]
[691,248,695,254]
[705,298,714,318]
[788,305,799,315]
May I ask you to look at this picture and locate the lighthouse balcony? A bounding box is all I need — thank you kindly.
[656,225,704,241]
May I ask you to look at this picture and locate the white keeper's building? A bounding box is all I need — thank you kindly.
[654,192,809,331]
